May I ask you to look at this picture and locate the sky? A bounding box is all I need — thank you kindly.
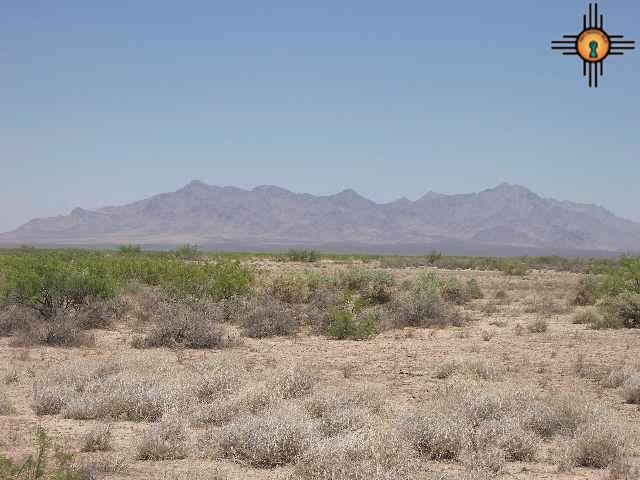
[1,0,639,232]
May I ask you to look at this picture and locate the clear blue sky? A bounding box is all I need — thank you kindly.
[2,0,639,232]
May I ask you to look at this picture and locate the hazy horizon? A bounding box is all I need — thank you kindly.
[3,1,639,231]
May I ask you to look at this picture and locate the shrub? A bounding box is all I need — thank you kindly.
[81,425,112,452]
[392,289,460,329]
[241,296,299,338]
[267,274,311,304]
[174,244,201,260]
[0,427,91,480]
[11,310,92,348]
[337,269,395,304]
[0,254,117,318]
[474,418,539,462]
[282,249,320,263]
[561,419,629,469]
[219,407,311,467]
[527,317,548,333]
[32,383,69,416]
[0,390,14,416]
[622,375,640,404]
[524,393,590,438]
[401,408,470,460]
[268,366,318,399]
[572,307,602,326]
[137,416,190,461]
[500,260,528,276]
[159,260,253,302]
[465,279,484,300]
[294,427,416,480]
[600,368,633,389]
[573,275,601,306]
[597,292,640,329]
[118,245,142,255]
[0,304,41,337]
[326,309,379,340]
[134,303,236,349]
[440,278,468,305]
[304,385,385,437]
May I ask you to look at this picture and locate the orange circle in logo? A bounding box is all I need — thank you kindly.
[577,28,610,62]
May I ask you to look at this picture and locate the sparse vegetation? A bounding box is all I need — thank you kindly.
[1,249,639,480]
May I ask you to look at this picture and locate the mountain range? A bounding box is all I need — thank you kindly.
[1,181,639,255]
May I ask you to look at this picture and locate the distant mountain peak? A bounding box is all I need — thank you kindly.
[182,179,210,190]
[1,182,639,253]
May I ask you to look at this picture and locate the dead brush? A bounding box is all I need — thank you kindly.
[137,415,191,461]
[433,357,502,381]
[0,389,15,416]
[239,295,300,338]
[219,405,312,467]
[294,426,417,480]
[558,417,633,470]
[81,424,113,452]
[622,375,640,404]
[133,302,237,349]
[303,385,386,437]
[268,366,318,399]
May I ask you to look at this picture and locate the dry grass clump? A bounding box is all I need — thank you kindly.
[81,424,113,452]
[558,418,632,470]
[572,306,603,326]
[239,296,300,338]
[137,416,190,461]
[474,417,539,462]
[523,392,591,438]
[433,357,502,381]
[600,368,633,389]
[11,309,96,348]
[403,381,601,469]
[33,353,193,421]
[0,389,15,416]
[266,273,312,304]
[523,296,568,316]
[4,369,19,385]
[268,366,318,399]
[622,375,640,404]
[294,426,417,480]
[527,317,548,333]
[391,289,462,329]
[219,406,312,467]
[0,304,41,336]
[401,407,471,460]
[303,385,385,437]
[133,302,238,349]
[192,358,246,401]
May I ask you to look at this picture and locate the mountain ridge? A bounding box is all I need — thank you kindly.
[2,181,639,253]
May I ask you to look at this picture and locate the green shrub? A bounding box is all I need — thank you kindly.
[118,245,142,255]
[267,274,311,304]
[326,309,379,340]
[392,288,460,328]
[500,260,528,277]
[1,255,117,318]
[465,279,484,300]
[174,244,201,260]
[596,293,640,329]
[415,272,470,305]
[281,249,320,262]
[0,427,91,480]
[573,275,601,306]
